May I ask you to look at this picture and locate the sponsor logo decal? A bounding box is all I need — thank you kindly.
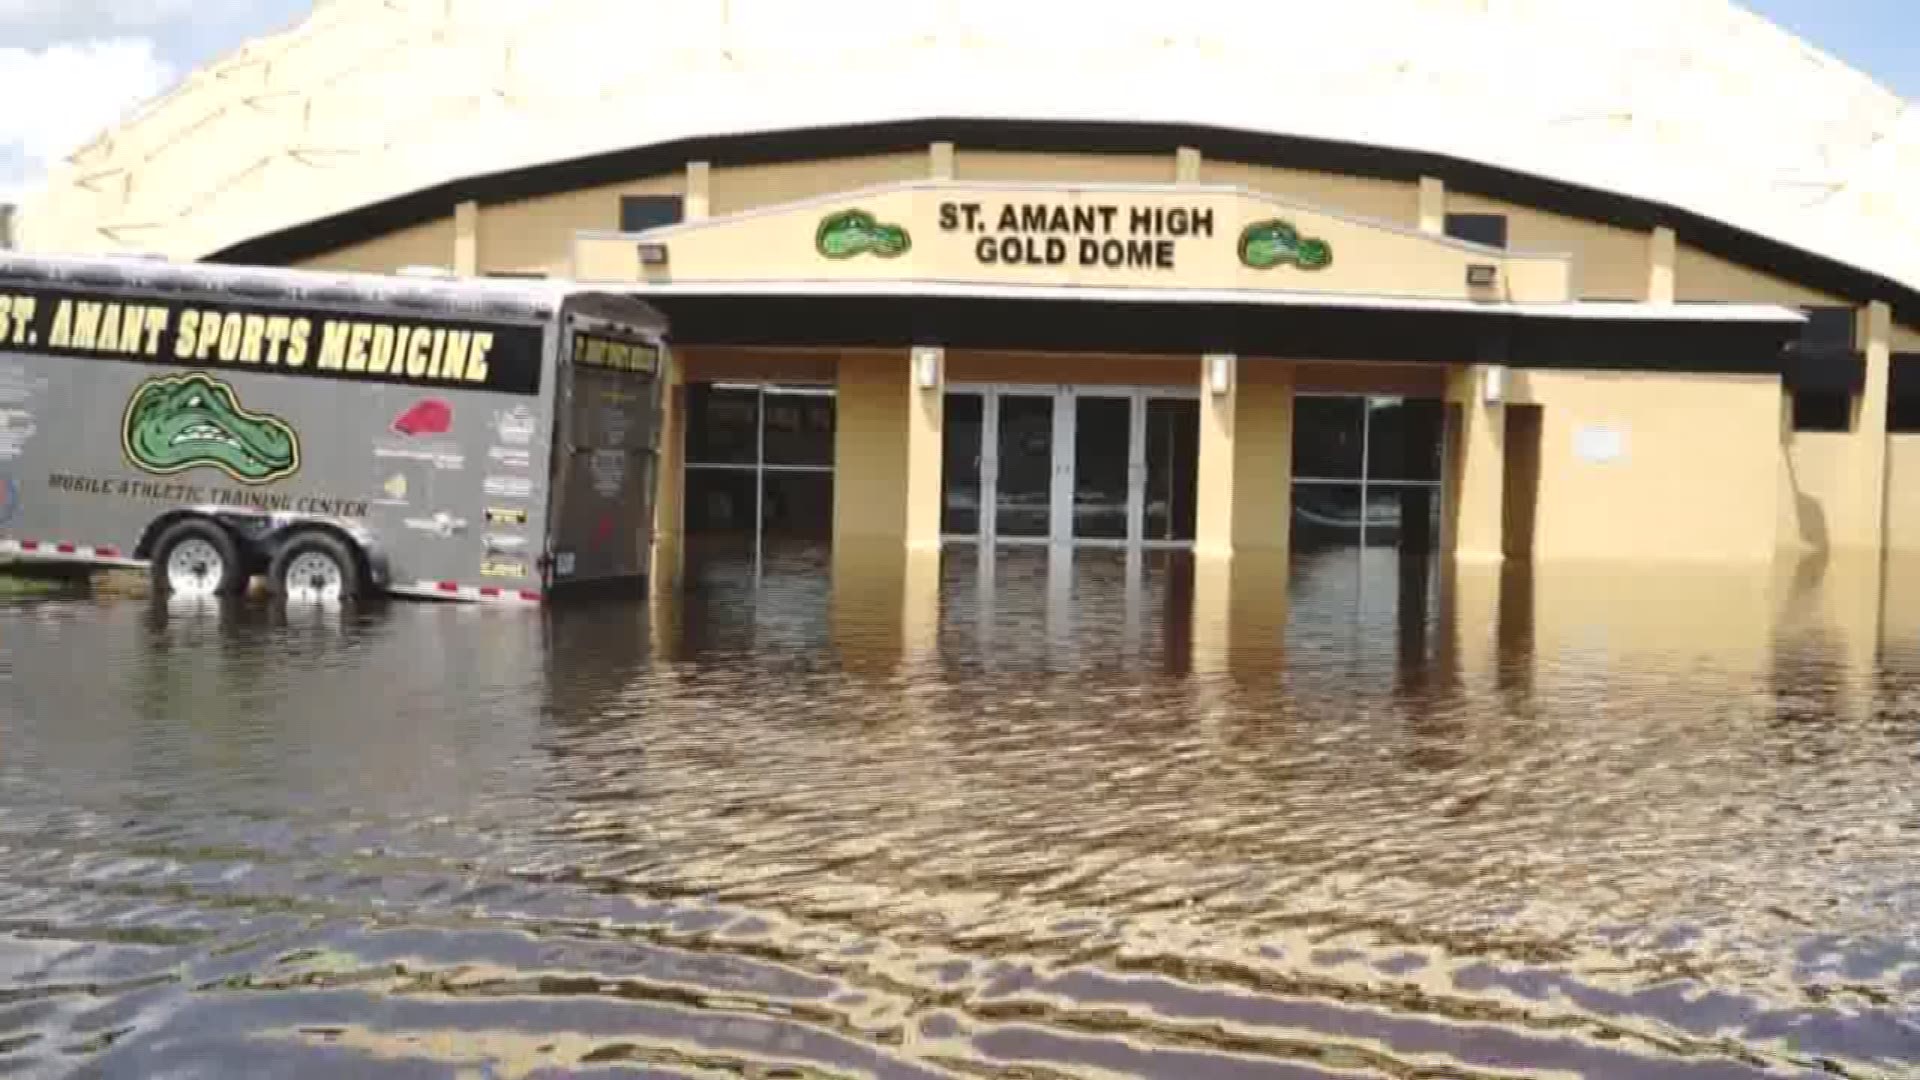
[403,511,468,537]
[483,534,527,559]
[488,446,531,470]
[122,372,299,484]
[485,506,527,527]
[392,398,453,437]
[485,475,532,500]
[554,551,577,577]
[493,405,536,446]
[481,557,527,579]
[587,450,626,497]
[815,209,911,260]
[0,408,36,460]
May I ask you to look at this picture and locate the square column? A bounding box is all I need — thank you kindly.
[649,353,685,589]
[1195,354,1294,559]
[1446,364,1506,563]
[832,348,943,551]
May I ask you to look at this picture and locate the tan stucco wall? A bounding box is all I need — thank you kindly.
[1892,323,1920,352]
[297,216,455,273]
[957,151,1177,186]
[1444,193,1650,301]
[482,175,684,277]
[708,153,929,217]
[1884,436,1920,553]
[1781,432,1855,552]
[1673,245,1846,306]
[1515,369,1782,562]
[834,351,911,543]
[1200,162,1419,227]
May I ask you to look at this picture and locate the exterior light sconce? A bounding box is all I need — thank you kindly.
[1466,263,1499,289]
[636,242,670,267]
[1206,353,1235,396]
[914,347,942,390]
[1481,364,1507,405]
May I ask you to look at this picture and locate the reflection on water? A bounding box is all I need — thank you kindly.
[1,543,1918,1077]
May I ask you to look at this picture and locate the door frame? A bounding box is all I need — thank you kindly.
[943,383,1199,549]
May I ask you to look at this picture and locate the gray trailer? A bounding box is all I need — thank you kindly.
[0,252,667,605]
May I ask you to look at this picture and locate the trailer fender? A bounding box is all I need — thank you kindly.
[133,507,269,564]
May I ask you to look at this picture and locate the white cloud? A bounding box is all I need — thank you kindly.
[0,38,174,202]
[0,1,247,37]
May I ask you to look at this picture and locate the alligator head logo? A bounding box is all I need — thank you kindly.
[1238,219,1333,271]
[816,209,911,260]
[122,373,299,484]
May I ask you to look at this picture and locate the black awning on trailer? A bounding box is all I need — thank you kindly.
[642,290,1802,377]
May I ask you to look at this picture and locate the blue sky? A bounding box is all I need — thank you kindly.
[0,1,1909,201]
[1744,0,1919,97]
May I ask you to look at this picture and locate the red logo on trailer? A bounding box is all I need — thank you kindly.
[392,399,452,437]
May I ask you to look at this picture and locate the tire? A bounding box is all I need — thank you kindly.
[269,530,363,604]
[150,518,248,597]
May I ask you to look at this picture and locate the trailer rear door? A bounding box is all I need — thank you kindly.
[547,321,663,585]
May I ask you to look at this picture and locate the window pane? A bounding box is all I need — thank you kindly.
[1366,396,1444,482]
[1293,396,1365,480]
[1145,397,1198,542]
[684,469,758,536]
[1291,483,1366,550]
[762,471,833,545]
[943,394,984,535]
[762,388,835,467]
[685,384,760,465]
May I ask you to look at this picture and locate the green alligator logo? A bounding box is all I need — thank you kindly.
[816,209,911,259]
[1238,219,1333,271]
[122,372,300,484]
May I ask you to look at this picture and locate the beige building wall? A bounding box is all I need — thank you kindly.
[1883,437,1920,553]
[1782,433,1857,552]
[297,216,455,273]
[834,351,912,544]
[1200,162,1419,227]
[1515,369,1781,562]
[482,175,684,277]
[1444,193,1650,300]
[956,151,1177,185]
[1673,245,1846,306]
[708,153,928,217]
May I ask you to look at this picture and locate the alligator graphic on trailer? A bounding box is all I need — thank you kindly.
[122,372,300,484]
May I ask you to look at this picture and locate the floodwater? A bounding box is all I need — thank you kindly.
[1,541,1918,1078]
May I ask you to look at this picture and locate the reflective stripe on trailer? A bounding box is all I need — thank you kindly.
[0,538,139,565]
[407,580,542,605]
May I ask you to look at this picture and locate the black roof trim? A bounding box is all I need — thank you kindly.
[644,293,1797,375]
[205,117,1920,325]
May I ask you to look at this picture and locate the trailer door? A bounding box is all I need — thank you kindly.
[547,323,663,585]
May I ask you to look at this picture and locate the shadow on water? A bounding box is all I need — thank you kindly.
[0,545,1915,1076]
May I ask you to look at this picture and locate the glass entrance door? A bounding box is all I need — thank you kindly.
[943,386,1198,547]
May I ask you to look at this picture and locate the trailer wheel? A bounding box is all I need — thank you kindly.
[269,531,362,604]
[150,518,248,597]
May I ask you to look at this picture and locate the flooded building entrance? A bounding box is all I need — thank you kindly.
[941,385,1200,547]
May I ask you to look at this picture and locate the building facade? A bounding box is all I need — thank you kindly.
[19,1,1920,591]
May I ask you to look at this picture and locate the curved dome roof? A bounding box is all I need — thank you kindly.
[17,0,1920,296]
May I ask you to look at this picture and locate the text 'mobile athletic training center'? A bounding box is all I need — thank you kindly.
[20,0,1920,585]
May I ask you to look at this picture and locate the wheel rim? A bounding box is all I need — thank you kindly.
[283,550,346,603]
[164,537,226,596]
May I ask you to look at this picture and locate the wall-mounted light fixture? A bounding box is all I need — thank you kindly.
[1205,353,1235,396]
[636,242,670,267]
[1466,263,1499,288]
[1481,364,1507,405]
[914,347,942,390]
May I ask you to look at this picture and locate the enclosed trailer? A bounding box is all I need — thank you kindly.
[0,253,667,604]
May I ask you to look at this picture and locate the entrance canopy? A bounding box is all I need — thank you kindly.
[573,180,1806,372]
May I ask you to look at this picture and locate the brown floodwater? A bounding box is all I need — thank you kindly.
[0,542,1917,1078]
